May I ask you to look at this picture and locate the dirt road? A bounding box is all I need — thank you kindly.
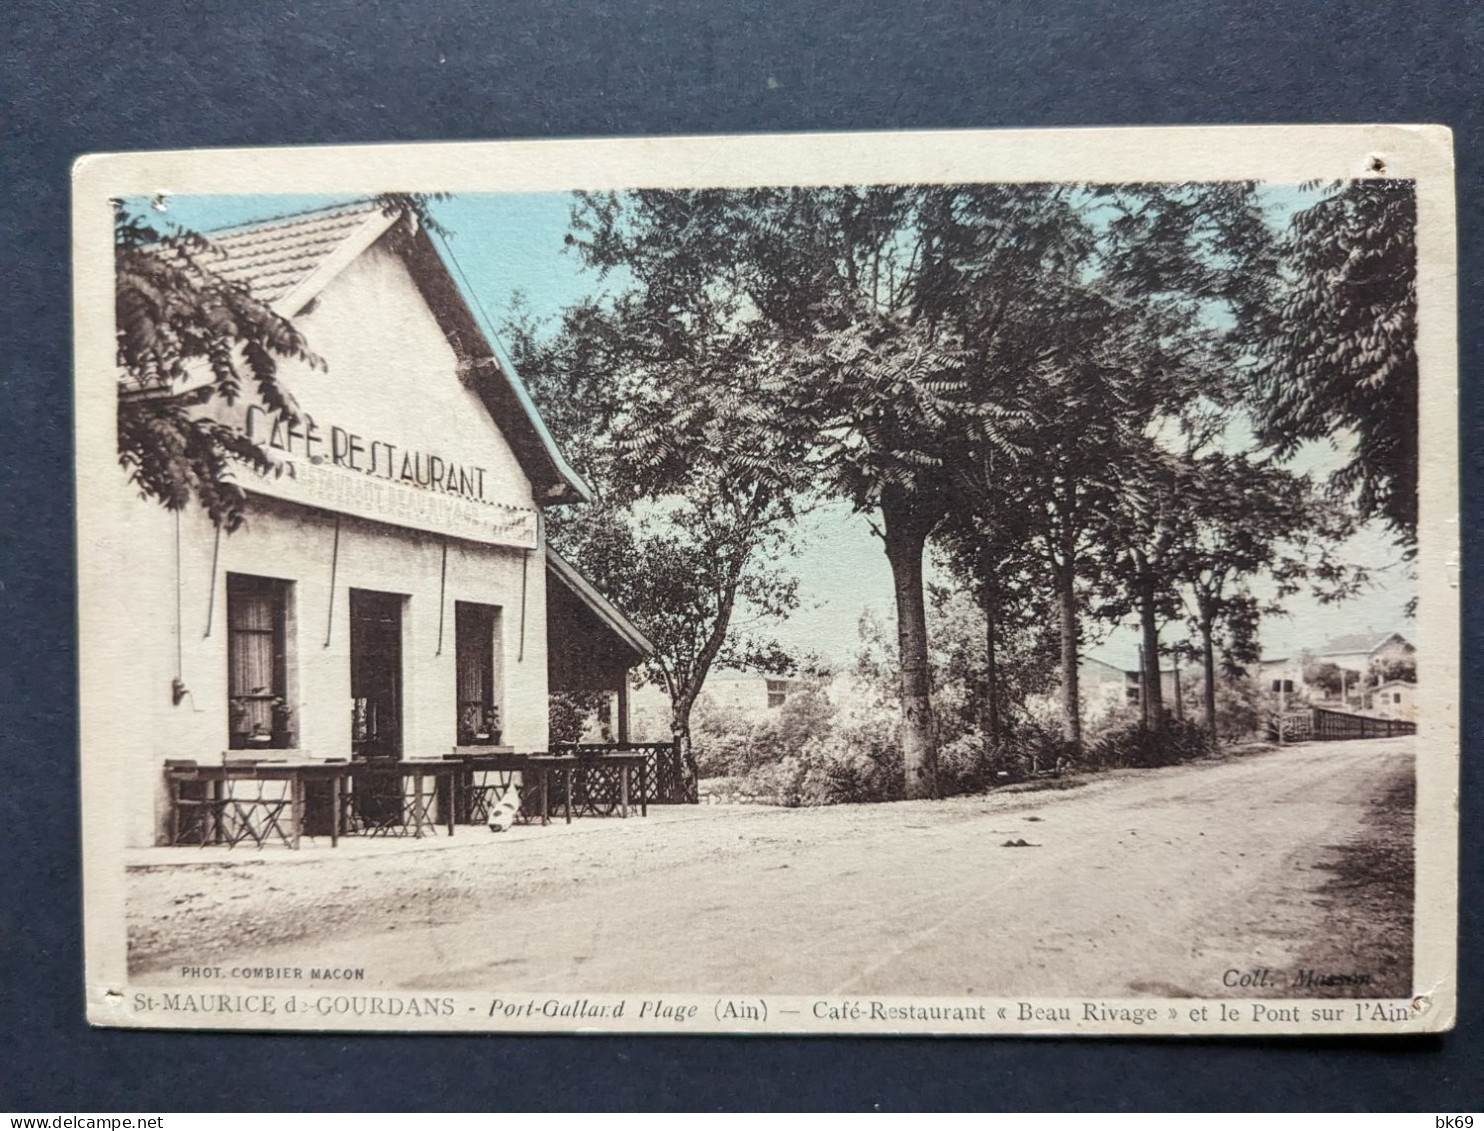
[129,737,1414,998]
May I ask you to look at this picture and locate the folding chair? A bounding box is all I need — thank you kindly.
[166,760,227,846]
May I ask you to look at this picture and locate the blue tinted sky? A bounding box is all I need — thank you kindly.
[138,189,1415,667]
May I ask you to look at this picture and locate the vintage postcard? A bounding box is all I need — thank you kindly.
[74,126,1458,1035]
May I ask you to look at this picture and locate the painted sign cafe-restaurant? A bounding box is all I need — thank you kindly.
[97,202,673,850]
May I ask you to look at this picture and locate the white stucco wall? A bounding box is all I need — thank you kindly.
[279,240,536,517]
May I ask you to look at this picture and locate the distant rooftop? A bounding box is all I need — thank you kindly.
[1317,631,1407,655]
[203,202,381,304]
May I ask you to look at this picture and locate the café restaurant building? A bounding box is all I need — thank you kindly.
[105,202,653,848]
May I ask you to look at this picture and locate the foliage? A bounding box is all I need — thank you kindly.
[693,678,904,807]
[1181,672,1269,744]
[541,180,1400,792]
[1303,660,1348,697]
[548,690,610,744]
[923,580,1061,742]
[114,203,318,530]
[509,227,816,795]
[1087,715,1213,769]
[1254,179,1419,549]
[115,194,448,531]
[692,679,834,779]
[563,182,1287,788]
[942,183,1286,750]
[1368,652,1417,686]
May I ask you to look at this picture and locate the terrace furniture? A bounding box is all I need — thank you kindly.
[345,759,460,838]
[163,748,649,849]
[221,764,295,849]
[444,747,526,826]
[165,759,229,847]
[550,746,649,820]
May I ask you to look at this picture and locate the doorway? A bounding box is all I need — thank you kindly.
[350,589,404,760]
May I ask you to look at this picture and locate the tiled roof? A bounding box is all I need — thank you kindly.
[1319,631,1403,655]
[182,198,590,504]
[204,202,381,304]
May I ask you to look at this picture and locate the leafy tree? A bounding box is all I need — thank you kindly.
[1368,652,1417,686]
[549,501,799,796]
[949,183,1280,752]
[567,186,986,797]
[115,194,447,531]
[1171,452,1363,743]
[925,577,1061,749]
[1254,179,1419,549]
[1302,660,1347,698]
[932,504,1060,745]
[1096,442,1198,728]
[115,203,317,530]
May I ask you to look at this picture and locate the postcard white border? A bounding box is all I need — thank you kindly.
[75,125,1458,1035]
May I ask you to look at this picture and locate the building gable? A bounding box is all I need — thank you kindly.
[203,204,590,545]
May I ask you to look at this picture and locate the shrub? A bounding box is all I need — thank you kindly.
[731,695,904,806]
[1183,674,1268,744]
[692,701,757,778]
[548,691,610,744]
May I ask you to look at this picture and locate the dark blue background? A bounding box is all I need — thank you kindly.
[2,0,1479,1111]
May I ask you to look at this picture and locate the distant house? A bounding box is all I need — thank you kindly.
[1314,630,1414,673]
[626,672,801,733]
[1080,654,1187,719]
[1080,656,1138,716]
[701,674,800,715]
[1259,630,1414,708]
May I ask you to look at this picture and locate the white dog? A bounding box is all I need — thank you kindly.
[487,784,521,833]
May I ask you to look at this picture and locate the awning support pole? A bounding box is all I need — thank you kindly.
[324,517,340,648]
[203,525,221,638]
[518,548,529,662]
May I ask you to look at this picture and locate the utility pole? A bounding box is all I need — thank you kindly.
[1137,644,1148,728]
[1273,678,1292,744]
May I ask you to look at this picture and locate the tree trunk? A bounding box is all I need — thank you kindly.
[1137,574,1164,727]
[671,700,700,803]
[881,485,942,799]
[1055,563,1082,752]
[1199,610,1218,750]
[983,593,1001,745]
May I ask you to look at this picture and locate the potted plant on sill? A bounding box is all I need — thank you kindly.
[269,696,295,749]
[459,703,502,746]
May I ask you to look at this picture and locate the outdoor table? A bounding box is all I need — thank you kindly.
[523,754,577,824]
[164,760,355,849]
[352,759,462,839]
[461,751,561,825]
[542,750,650,822]
[443,747,517,825]
[165,758,464,847]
